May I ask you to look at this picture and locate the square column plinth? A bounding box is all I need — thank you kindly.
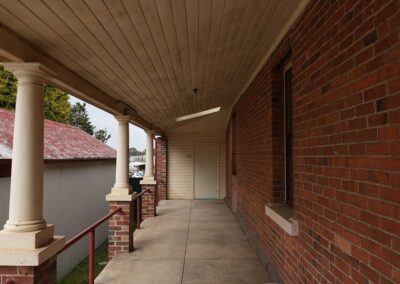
[106,193,136,260]
[140,181,157,219]
[0,226,65,284]
[0,225,65,266]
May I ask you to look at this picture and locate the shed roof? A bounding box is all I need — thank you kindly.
[0,109,116,160]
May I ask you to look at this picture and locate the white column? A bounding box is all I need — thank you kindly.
[143,130,155,181]
[111,115,131,195]
[3,63,51,233]
[0,63,64,265]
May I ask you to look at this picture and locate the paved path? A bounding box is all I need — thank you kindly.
[96,200,278,284]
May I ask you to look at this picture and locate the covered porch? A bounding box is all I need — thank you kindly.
[96,200,279,284]
[0,0,399,283]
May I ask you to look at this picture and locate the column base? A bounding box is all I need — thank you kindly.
[110,186,132,196]
[106,192,136,202]
[0,225,54,250]
[0,235,65,266]
[4,218,47,233]
[140,179,157,185]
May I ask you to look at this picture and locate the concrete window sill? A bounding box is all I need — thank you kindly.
[265,203,299,236]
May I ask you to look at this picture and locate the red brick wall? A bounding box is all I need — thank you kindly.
[226,0,400,283]
[156,137,168,201]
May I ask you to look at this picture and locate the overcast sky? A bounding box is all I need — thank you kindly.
[70,97,146,151]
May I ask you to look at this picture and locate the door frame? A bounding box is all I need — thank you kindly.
[193,142,220,199]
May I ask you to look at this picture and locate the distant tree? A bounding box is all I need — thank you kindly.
[2,65,112,143]
[69,102,95,135]
[95,128,111,143]
[44,86,71,123]
[129,147,146,156]
[0,66,17,110]
[0,65,71,123]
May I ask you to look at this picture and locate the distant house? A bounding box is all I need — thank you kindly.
[0,108,116,280]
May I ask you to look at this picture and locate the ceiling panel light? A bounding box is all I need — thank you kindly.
[176,107,221,122]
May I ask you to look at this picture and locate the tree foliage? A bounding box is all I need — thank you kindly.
[70,102,111,143]
[0,65,71,123]
[69,102,95,135]
[0,66,17,110]
[44,86,71,123]
[95,129,111,143]
[1,65,111,143]
[129,147,146,156]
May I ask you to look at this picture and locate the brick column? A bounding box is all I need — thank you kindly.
[107,200,134,260]
[141,184,157,218]
[155,136,167,202]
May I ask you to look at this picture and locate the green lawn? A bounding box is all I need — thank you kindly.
[60,241,108,284]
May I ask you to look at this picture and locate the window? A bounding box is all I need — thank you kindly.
[283,62,293,207]
[265,56,298,236]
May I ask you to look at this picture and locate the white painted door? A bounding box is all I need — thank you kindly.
[194,143,218,199]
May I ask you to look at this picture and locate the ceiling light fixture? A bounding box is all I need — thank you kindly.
[176,107,221,122]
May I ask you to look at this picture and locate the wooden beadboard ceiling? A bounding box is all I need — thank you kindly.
[0,0,307,131]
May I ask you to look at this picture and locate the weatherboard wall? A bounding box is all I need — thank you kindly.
[167,132,226,200]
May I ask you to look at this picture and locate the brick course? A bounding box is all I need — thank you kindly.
[226,0,400,283]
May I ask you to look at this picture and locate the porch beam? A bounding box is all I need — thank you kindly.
[0,25,154,131]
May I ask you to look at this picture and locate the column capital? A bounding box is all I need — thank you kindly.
[114,115,131,124]
[1,62,55,84]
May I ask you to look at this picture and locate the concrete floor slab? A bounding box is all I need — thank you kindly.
[191,199,226,208]
[186,240,257,259]
[96,200,279,284]
[134,227,188,243]
[96,257,184,284]
[156,208,191,220]
[141,217,189,231]
[190,209,236,221]
[133,230,188,259]
[182,258,271,283]
[188,228,247,242]
[189,220,240,230]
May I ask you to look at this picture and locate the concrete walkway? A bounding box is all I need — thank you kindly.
[96,200,278,284]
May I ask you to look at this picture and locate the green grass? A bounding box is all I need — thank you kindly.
[60,241,108,284]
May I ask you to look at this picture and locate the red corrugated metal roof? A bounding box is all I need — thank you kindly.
[0,109,116,159]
